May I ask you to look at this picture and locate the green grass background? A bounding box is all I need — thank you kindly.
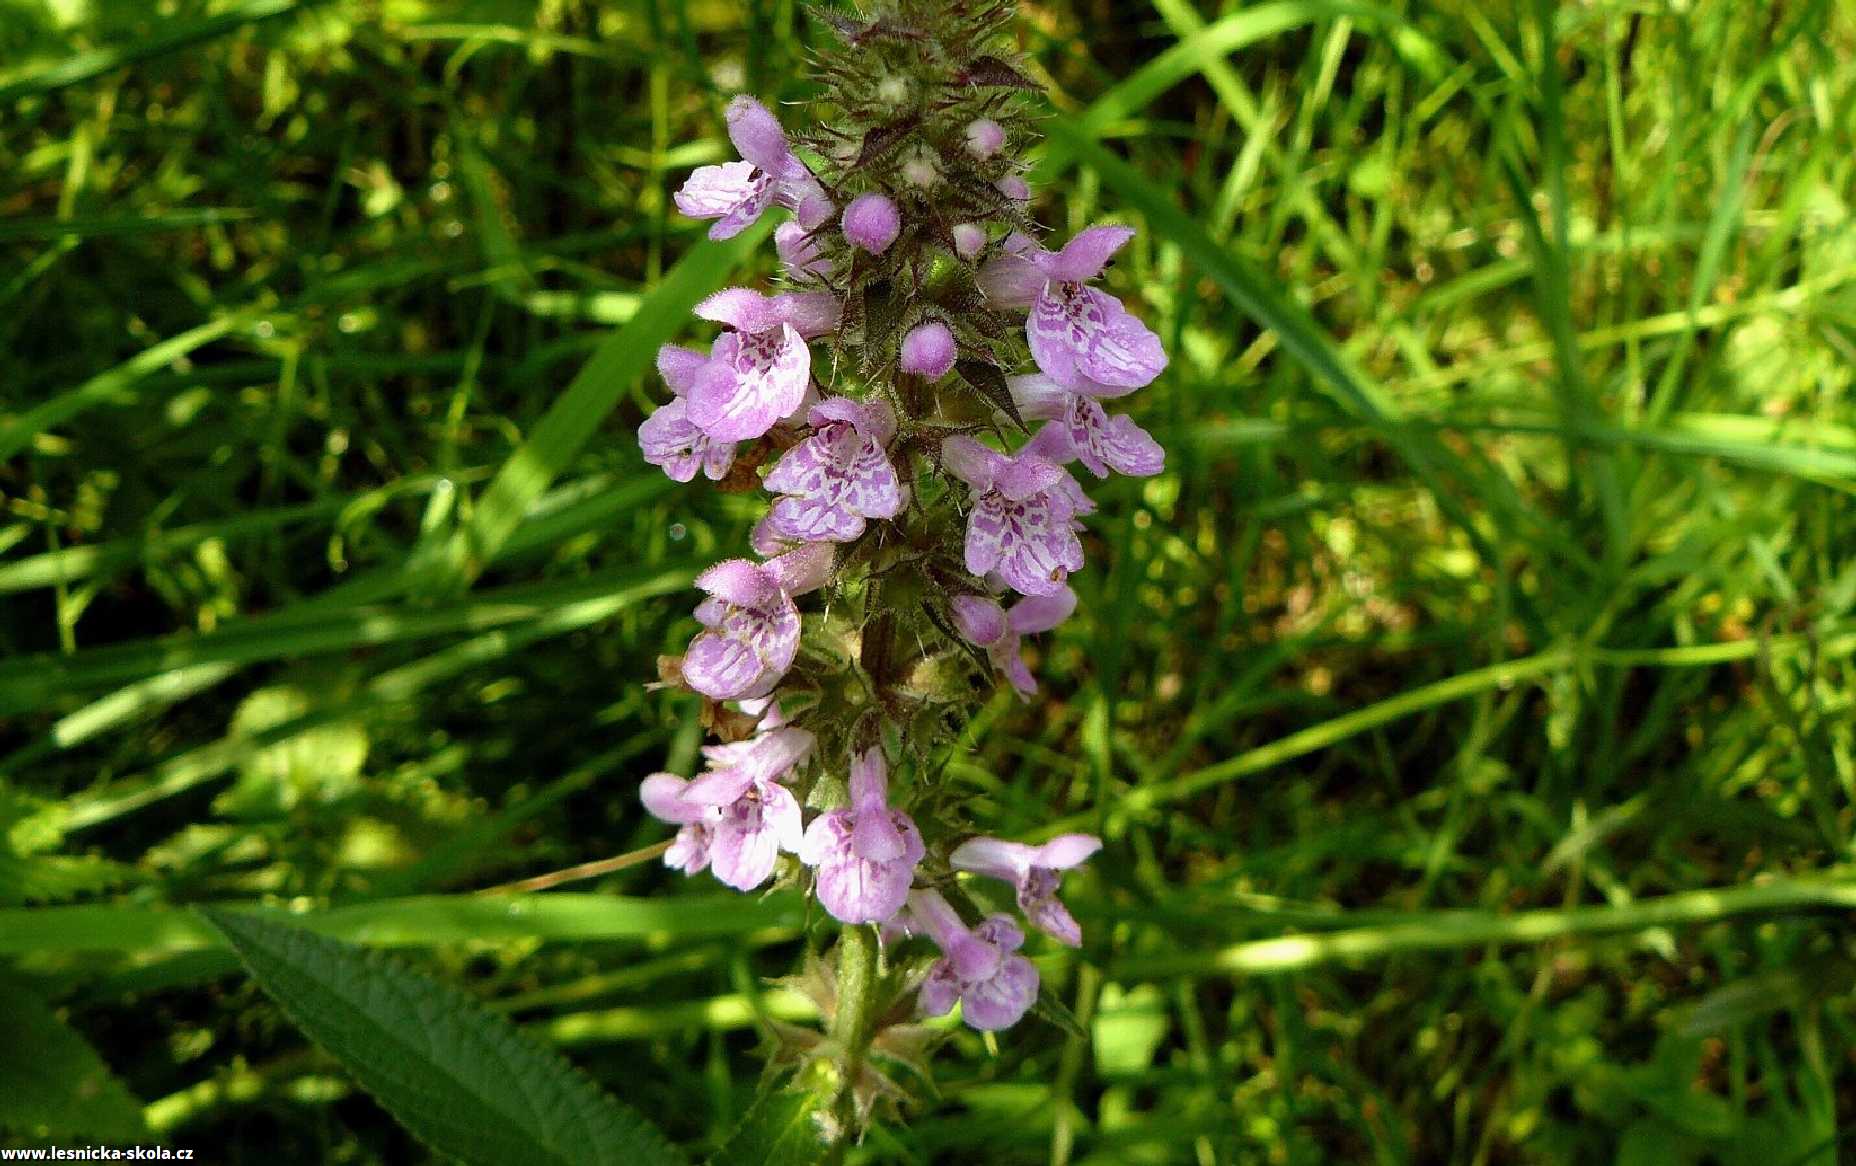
[4,0,1856,1161]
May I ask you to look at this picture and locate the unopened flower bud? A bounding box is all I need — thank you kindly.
[900,322,957,379]
[952,222,986,260]
[901,147,941,188]
[876,73,912,109]
[965,118,1006,158]
[997,175,1030,203]
[843,193,901,254]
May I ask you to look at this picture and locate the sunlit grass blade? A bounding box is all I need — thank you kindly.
[0,566,694,717]
[420,224,770,594]
[0,892,804,957]
[1116,876,1856,978]
[0,0,327,103]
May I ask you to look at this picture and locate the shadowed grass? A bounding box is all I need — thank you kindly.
[3,0,1855,1162]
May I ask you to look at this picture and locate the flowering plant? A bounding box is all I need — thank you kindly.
[637,0,1165,1136]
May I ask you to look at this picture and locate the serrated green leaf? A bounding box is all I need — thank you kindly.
[0,783,138,905]
[198,907,684,1166]
[705,1088,828,1166]
[0,977,148,1142]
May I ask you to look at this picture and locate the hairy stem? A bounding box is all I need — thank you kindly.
[828,923,880,1139]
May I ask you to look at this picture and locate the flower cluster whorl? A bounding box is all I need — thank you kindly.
[637,3,1166,1037]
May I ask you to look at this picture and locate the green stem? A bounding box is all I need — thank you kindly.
[828,924,880,1141]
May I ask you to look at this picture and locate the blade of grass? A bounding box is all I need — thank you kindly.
[0,564,695,717]
[417,223,769,594]
[1046,119,1529,627]
[0,312,251,461]
[1116,875,1856,978]
[0,891,805,957]
[53,564,697,830]
[0,0,329,103]
[1118,626,1856,815]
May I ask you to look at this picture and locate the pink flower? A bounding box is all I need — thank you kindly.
[1007,373,1164,478]
[949,834,1101,947]
[685,288,841,442]
[978,225,1167,391]
[640,725,815,890]
[682,545,833,700]
[774,222,832,278]
[941,436,1085,598]
[843,192,902,254]
[640,345,736,483]
[674,96,832,240]
[798,748,925,923]
[899,321,957,378]
[949,587,1075,698]
[907,889,1039,1031]
[763,397,904,543]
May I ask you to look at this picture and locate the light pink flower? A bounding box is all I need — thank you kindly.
[843,192,902,254]
[1007,373,1164,478]
[674,96,832,240]
[763,397,904,543]
[941,436,1085,598]
[952,222,987,261]
[907,889,1039,1031]
[965,118,1006,158]
[640,725,815,890]
[774,222,832,278]
[950,587,1076,698]
[978,225,1167,391]
[640,345,736,483]
[899,321,957,378]
[682,545,833,700]
[685,288,841,442]
[949,833,1101,947]
[798,748,925,924]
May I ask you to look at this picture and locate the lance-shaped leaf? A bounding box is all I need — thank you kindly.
[0,978,148,1142]
[199,908,683,1166]
[854,116,923,168]
[955,359,1026,430]
[954,55,1039,89]
[705,1089,828,1166]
